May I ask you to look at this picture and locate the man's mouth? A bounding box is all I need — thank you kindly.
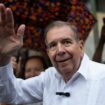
[57,58,70,63]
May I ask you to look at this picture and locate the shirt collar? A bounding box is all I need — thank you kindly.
[54,53,90,81]
[77,53,90,80]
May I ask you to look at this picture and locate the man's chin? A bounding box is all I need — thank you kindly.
[57,67,73,74]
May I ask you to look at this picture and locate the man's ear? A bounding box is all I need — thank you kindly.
[79,40,84,50]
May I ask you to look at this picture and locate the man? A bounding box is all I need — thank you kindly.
[0,3,105,105]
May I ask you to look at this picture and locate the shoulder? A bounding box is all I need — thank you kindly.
[40,67,59,88]
[89,61,105,70]
[40,67,57,81]
[44,67,57,76]
[88,60,105,80]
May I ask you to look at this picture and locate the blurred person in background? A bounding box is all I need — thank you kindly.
[10,55,21,77]
[93,17,105,63]
[24,55,46,79]
[20,56,46,105]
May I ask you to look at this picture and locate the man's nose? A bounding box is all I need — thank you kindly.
[56,43,65,55]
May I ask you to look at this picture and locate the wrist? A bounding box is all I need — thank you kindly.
[0,54,11,66]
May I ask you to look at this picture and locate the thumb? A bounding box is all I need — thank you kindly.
[17,24,25,37]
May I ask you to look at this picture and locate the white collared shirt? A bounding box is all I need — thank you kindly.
[0,54,105,105]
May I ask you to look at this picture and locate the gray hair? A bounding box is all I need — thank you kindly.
[44,21,80,44]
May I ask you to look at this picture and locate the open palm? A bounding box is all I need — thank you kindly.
[0,4,25,55]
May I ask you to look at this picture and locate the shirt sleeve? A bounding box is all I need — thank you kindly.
[0,63,44,105]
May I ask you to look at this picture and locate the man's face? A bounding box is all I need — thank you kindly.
[25,59,44,79]
[46,26,84,80]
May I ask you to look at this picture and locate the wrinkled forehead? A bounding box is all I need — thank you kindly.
[45,26,75,42]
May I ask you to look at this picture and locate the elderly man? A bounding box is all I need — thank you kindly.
[0,3,105,105]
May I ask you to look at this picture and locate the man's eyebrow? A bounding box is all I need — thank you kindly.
[61,38,73,41]
[47,41,57,47]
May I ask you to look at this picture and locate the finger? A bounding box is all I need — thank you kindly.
[6,7,14,28]
[0,3,6,25]
[17,24,25,37]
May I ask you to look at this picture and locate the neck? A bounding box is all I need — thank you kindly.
[63,56,83,82]
[63,72,74,83]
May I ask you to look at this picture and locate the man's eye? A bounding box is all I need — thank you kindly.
[63,40,71,46]
[47,43,57,50]
[49,43,55,48]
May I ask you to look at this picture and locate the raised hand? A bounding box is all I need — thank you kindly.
[0,3,25,66]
